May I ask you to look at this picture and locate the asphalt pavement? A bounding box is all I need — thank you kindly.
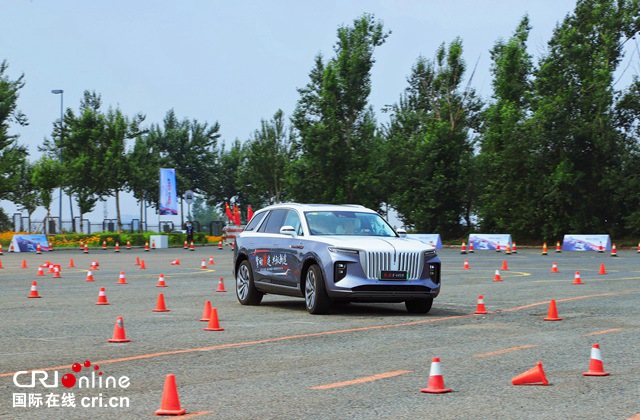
[0,245,639,419]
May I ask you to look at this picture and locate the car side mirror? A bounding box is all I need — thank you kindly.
[280,225,297,237]
[396,228,407,238]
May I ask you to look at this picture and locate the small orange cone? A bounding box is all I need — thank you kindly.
[126,240,131,250]
[501,260,509,271]
[151,240,156,250]
[155,374,186,416]
[53,265,62,278]
[9,244,14,252]
[203,307,224,331]
[462,259,470,270]
[156,274,167,287]
[190,241,195,251]
[90,260,99,270]
[551,262,559,273]
[83,244,89,254]
[468,242,474,253]
[86,270,95,282]
[543,299,563,321]
[68,258,76,267]
[108,316,131,343]
[474,295,488,314]
[199,300,212,322]
[0,244,3,255]
[598,263,607,275]
[139,259,147,269]
[115,242,120,252]
[496,242,501,252]
[542,242,548,255]
[555,241,562,253]
[583,344,610,376]
[572,271,583,285]
[102,240,107,250]
[135,256,140,266]
[493,269,502,282]
[231,242,235,251]
[610,243,617,257]
[152,293,170,312]
[183,240,188,249]
[117,271,128,284]
[512,242,517,253]
[420,357,452,394]
[96,287,110,305]
[218,241,223,250]
[48,262,55,273]
[216,277,227,292]
[512,361,548,385]
[598,242,604,253]
[37,266,45,276]
[170,258,180,266]
[460,242,467,254]
[208,256,215,265]
[144,241,150,252]
[200,259,207,269]
[28,281,41,298]
[637,242,640,253]
[36,243,42,254]
[21,259,28,269]
[0,259,3,269]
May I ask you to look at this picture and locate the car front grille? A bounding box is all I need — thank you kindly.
[364,251,423,280]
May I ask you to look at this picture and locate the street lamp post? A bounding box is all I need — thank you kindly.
[51,89,63,233]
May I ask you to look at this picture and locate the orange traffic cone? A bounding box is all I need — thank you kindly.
[216,277,227,292]
[96,287,110,305]
[200,259,207,269]
[551,262,559,273]
[420,357,452,394]
[598,242,604,253]
[512,361,548,385]
[21,259,28,269]
[115,242,120,252]
[512,242,517,253]
[48,262,55,273]
[496,242,501,252]
[183,240,188,249]
[556,241,562,253]
[501,260,509,271]
[493,269,502,282]
[108,316,131,343]
[152,293,170,312]
[218,241,223,250]
[151,240,156,250]
[83,244,89,254]
[462,259,470,270]
[135,256,140,266]
[199,300,212,322]
[156,274,167,287]
[542,242,548,255]
[117,271,128,285]
[144,241,150,252]
[190,241,195,251]
[460,242,467,254]
[583,344,610,376]
[155,374,186,416]
[90,260,99,270]
[37,266,45,276]
[86,270,95,282]
[170,258,180,266]
[637,242,640,253]
[53,265,62,278]
[231,242,235,251]
[102,240,107,250]
[68,258,76,267]
[126,240,131,250]
[208,256,215,265]
[0,259,3,269]
[572,271,583,285]
[598,263,607,275]
[36,243,42,254]
[0,244,3,255]
[203,307,224,331]
[28,281,41,298]
[611,243,617,257]
[468,242,474,253]
[139,259,147,269]
[474,295,488,315]
[543,299,563,321]
[505,245,511,255]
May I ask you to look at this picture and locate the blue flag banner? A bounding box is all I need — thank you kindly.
[407,234,442,249]
[468,233,512,251]
[159,168,178,215]
[11,234,51,252]
[562,234,611,251]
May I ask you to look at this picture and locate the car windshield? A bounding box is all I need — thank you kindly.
[304,211,398,237]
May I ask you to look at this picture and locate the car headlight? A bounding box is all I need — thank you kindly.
[328,247,359,255]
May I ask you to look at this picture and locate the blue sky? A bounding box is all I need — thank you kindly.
[3,0,636,222]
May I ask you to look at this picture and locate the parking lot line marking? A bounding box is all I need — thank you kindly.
[583,328,623,336]
[310,370,412,390]
[473,345,538,358]
[176,411,214,418]
[2,289,638,378]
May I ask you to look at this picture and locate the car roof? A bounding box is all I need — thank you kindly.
[257,203,375,213]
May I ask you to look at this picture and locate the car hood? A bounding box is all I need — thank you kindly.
[311,235,435,253]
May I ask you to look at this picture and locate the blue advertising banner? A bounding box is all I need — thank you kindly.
[10,234,51,252]
[468,233,512,251]
[562,234,611,251]
[407,234,442,249]
[159,168,178,215]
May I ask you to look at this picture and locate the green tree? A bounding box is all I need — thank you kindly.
[290,13,389,209]
[31,156,61,233]
[7,160,40,231]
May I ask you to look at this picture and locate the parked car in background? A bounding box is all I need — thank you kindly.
[233,203,441,314]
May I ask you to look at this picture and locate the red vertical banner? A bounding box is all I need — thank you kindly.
[233,204,241,226]
[225,202,232,221]
[247,205,253,222]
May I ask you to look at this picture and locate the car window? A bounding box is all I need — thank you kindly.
[283,210,303,236]
[258,209,287,234]
[305,211,397,236]
[244,211,267,232]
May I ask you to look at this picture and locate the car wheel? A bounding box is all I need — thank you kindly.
[236,260,263,305]
[405,298,433,314]
[305,264,331,314]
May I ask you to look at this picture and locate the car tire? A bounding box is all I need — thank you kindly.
[236,260,263,305]
[305,264,331,314]
[405,298,433,314]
